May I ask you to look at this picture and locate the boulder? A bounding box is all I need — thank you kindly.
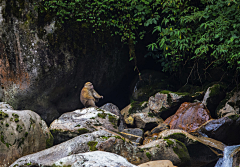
[164,102,212,133]
[49,107,119,144]
[216,86,240,118]
[53,151,138,167]
[130,70,170,101]
[143,133,159,145]
[138,160,177,167]
[0,102,53,166]
[202,84,225,118]
[120,128,144,146]
[149,91,192,119]
[196,115,240,145]
[10,129,150,166]
[151,123,170,134]
[139,139,190,167]
[158,129,224,167]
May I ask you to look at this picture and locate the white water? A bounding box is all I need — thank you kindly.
[215,144,240,167]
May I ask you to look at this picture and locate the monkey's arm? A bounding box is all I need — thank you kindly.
[92,89,103,99]
[82,89,95,100]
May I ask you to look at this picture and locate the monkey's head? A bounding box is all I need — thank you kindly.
[84,82,94,89]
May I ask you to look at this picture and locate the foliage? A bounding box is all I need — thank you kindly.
[40,0,240,74]
[147,0,240,72]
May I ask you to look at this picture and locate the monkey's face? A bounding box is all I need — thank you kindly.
[85,82,94,89]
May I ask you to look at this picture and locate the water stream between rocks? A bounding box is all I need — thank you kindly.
[215,144,240,167]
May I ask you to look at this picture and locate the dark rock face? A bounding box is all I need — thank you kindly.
[196,115,240,145]
[0,0,131,124]
[164,102,212,133]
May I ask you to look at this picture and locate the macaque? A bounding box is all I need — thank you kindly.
[80,82,103,108]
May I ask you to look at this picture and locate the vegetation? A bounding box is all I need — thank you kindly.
[39,0,240,76]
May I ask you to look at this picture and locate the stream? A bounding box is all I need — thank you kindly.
[215,144,240,167]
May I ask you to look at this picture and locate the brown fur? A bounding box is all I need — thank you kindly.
[80,82,103,107]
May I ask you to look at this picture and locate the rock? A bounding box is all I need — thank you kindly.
[202,84,225,118]
[53,151,138,167]
[149,91,192,119]
[132,112,164,131]
[0,103,53,166]
[158,129,224,167]
[151,123,169,134]
[138,160,177,167]
[164,102,212,133]
[49,107,119,144]
[10,129,150,166]
[121,102,149,120]
[139,139,190,167]
[196,115,240,145]
[120,128,144,146]
[143,133,158,145]
[100,103,120,116]
[216,86,240,118]
[125,116,135,126]
[232,146,240,167]
[130,70,170,101]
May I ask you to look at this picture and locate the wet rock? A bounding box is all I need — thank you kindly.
[196,115,240,145]
[216,86,240,118]
[232,146,240,167]
[138,160,177,167]
[49,107,119,144]
[158,129,224,167]
[164,102,212,133]
[149,91,192,120]
[139,139,191,167]
[202,84,225,118]
[53,151,138,167]
[0,103,53,166]
[120,128,144,146]
[133,112,164,131]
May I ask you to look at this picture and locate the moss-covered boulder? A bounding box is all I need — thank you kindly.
[202,84,226,118]
[0,102,53,166]
[196,115,240,145]
[148,91,192,120]
[130,70,172,102]
[158,129,224,167]
[216,85,240,118]
[139,139,191,167]
[49,107,119,145]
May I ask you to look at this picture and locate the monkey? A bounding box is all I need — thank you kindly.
[80,82,103,108]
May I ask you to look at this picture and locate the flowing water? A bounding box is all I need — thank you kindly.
[215,144,240,167]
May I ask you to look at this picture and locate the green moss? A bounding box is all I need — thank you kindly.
[164,133,187,144]
[17,137,25,148]
[46,132,54,149]
[12,113,19,118]
[164,139,174,147]
[209,84,221,97]
[77,128,89,135]
[173,140,190,165]
[93,123,102,126]
[14,118,19,122]
[108,114,117,125]
[0,110,8,120]
[87,141,98,151]
[129,101,147,114]
[228,114,240,121]
[101,136,110,140]
[98,112,107,119]
[148,112,155,117]
[5,123,9,127]
[16,124,23,133]
[25,132,28,137]
[146,152,152,160]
